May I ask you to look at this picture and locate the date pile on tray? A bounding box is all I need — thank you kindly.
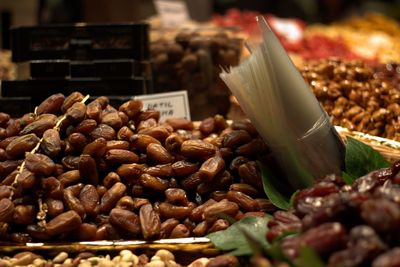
[0,92,274,243]
[267,161,400,267]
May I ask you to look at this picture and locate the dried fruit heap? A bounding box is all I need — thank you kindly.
[0,92,273,243]
[268,161,400,267]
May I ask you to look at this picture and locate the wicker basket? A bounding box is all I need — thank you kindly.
[335,126,400,163]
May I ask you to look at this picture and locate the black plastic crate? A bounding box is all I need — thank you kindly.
[11,23,149,62]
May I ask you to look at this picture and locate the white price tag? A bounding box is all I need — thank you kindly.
[135,90,191,122]
[154,0,190,28]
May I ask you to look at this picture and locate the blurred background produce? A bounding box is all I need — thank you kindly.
[0,1,400,266]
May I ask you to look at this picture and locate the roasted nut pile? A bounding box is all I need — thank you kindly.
[301,58,400,140]
[0,249,237,267]
[0,250,291,267]
[0,92,273,242]
[267,161,400,267]
[151,31,242,120]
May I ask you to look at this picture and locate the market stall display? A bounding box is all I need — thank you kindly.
[1,5,400,266]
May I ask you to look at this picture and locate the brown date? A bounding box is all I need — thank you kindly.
[116,196,135,211]
[63,189,86,219]
[68,132,88,151]
[198,155,225,182]
[0,112,10,127]
[45,210,82,236]
[105,149,139,164]
[160,218,180,239]
[193,221,208,237]
[138,125,171,142]
[139,174,169,191]
[146,164,173,177]
[20,114,57,136]
[90,124,116,141]
[109,208,141,235]
[25,153,55,176]
[226,190,258,212]
[190,199,217,222]
[139,204,161,239]
[58,170,80,186]
[170,224,190,238]
[180,140,216,159]
[41,177,63,199]
[165,188,189,206]
[130,134,161,152]
[158,202,192,220]
[46,198,64,218]
[79,154,99,185]
[165,133,185,153]
[101,111,122,129]
[199,117,215,136]
[6,134,40,159]
[203,200,239,223]
[0,198,14,222]
[82,138,107,157]
[146,143,174,164]
[61,92,84,113]
[74,119,97,135]
[61,156,80,170]
[103,172,121,189]
[119,99,143,119]
[36,93,65,115]
[66,102,86,122]
[100,182,127,213]
[116,163,145,180]
[86,100,102,122]
[0,160,22,179]
[72,223,97,241]
[106,140,129,151]
[165,117,194,130]
[13,205,35,225]
[79,185,99,215]
[41,129,61,158]
[172,160,199,177]
[208,219,229,233]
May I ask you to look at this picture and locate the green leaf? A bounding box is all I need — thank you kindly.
[295,246,325,267]
[206,215,271,256]
[289,190,300,207]
[344,137,390,183]
[266,242,296,267]
[258,161,291,210]
[342,171,355,185]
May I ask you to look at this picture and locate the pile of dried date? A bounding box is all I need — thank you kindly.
[301,58,400,141]
[151,31,242,120]
[0,91,274,243]
[267,161,400,267]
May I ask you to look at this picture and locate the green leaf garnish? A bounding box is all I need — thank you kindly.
[258,161,291,210]
[295,246,325,267]
[207,215,271,256]
[266,241,296,267]
[343,137,390,184]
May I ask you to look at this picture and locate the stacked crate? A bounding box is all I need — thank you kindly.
[0,23,151,116]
